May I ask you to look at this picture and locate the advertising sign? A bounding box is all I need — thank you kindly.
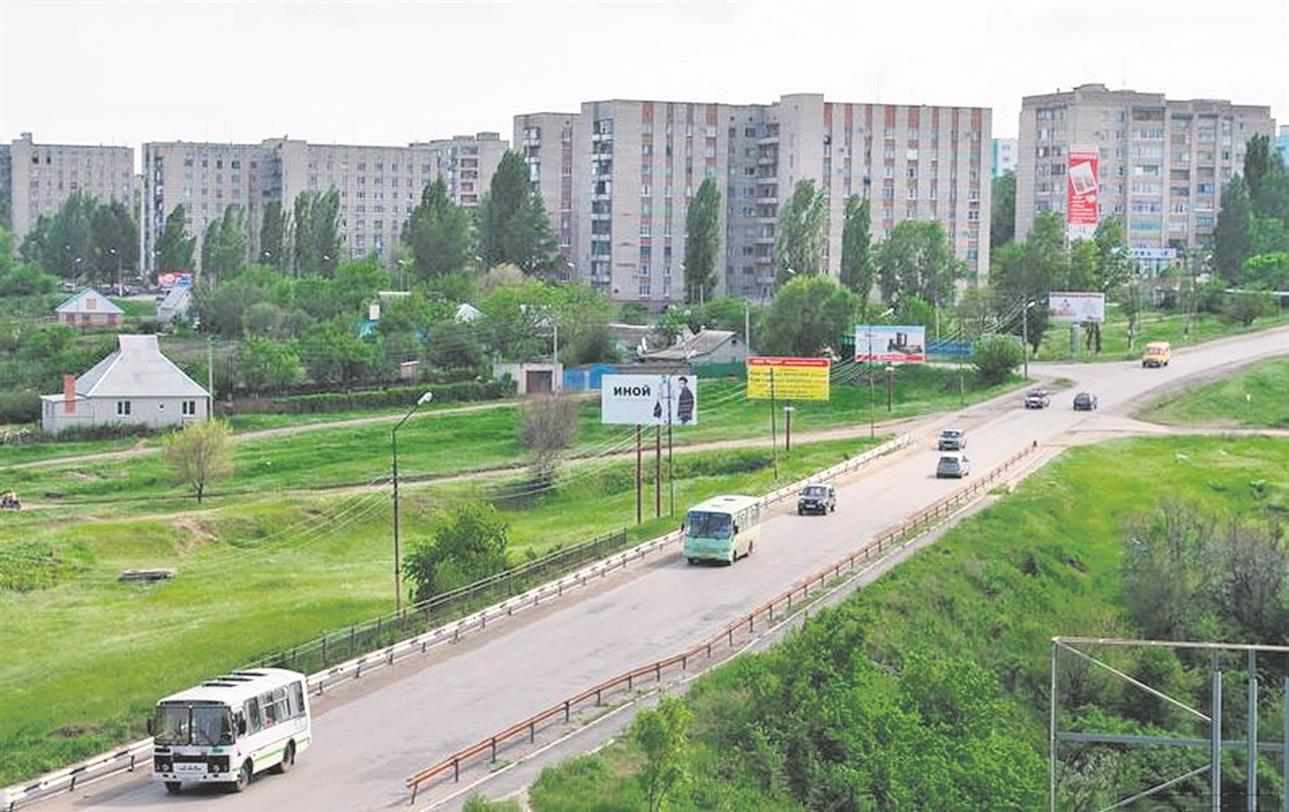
[854,325,927,363]
[746,357,831,401]
[1067,145,1100,240]
[1049,292,1106,323]
[158,272,193,290]
[600,374,698,426]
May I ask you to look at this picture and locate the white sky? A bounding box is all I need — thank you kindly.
[2,0,1286,167]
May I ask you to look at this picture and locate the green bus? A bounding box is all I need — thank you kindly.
[682,494,762,565]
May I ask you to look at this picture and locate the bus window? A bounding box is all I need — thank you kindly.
[687,511,732,538]
[193,706,233,746]
[154,705,190,746]
[291,682,306,719]
[245,697,263,734]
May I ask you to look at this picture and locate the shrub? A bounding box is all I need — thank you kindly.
[404,502,510,603]
[1221,290,1271,326]
[971,335,1024,384]
[258,380,515,415]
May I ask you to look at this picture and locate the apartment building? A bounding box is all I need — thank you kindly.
[410,132,506,208]
[1016,84,1275,255]
[143,134,508,274]
[516,93,991,306]
[7,133,135,244]
[992,138,1018,177]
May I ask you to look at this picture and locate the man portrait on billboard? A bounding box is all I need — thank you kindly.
[676,376,695,424]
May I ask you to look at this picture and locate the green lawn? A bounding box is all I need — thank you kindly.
[519,436,1289,811]
[0,436,877,785]
[1141,356,1289,428]
[2,366,1017,511]
[1034,307,1289,362]
[109,298,156,319]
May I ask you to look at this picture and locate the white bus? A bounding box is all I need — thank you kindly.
[682,494,762,565]
[150,668,311,794]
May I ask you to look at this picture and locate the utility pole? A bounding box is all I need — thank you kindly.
[666,376,674,517]
[1021,297,1031,381]
[654,425,661,518]
[206,337,214,415]
[744,301,751,354]
[769,367,779,479]
[784,401,793,453]
[885,365,894,413]
[635,425,642,524]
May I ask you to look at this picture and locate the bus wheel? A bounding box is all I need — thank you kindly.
[747,541,754,557]
[165,782,181,795]
[273,741,295,774]
[231,761,251,793]
[686,557,696,566]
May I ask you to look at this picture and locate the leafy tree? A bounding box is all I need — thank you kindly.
[1222,290,1270,326]
[618,302,650,325]
[991,212,1068,353]
[0,224,12,277]
[424,319,485,373]
[1250,214,1289,255]
[31,193,95,279]
[237,336,303,394]
[774,180,827,287]
[163,419,233,504]
[1214,175,1251,282]
[551,283,615,365]
[200,205,248,281]
[683,178,721,303]
[1066,240,1098,292]
[839,195,875,311]
[404,177,471,280]
[0,262,59,296]
[242,301,289,339]
[1251,151,1289,223]
[156,204,197,275]
[1243,133,1272,200]
[632,696,692,812]
[258,201,289,270]
[518,392,580,489]
[90,200,139,285]
[404,502,510,603]
[990,170,1016,247]
[476,279,554,361]
[972,335,1024,384]
[478,152,557,274]
[1241,251,1289,291]
[298,320,374,384]
[333,257,391,314]
[293,190,343,277]
[193,266,291,337]
[761,275,857,356]
[875,220,955,308]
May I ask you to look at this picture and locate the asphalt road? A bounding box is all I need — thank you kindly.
[37,325,1289,811]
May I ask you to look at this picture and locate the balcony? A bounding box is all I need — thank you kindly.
[754,235,776,245]
[757,155,777,166]
[755,194,778,205]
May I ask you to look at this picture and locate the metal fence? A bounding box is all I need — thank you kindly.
[404,442,1041,800]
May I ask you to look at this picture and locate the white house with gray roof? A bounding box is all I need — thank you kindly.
[40,335,210,435]
[55,288,125,330]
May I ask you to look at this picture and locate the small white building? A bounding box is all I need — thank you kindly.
[55,288,124,330]
[156,286,192,326]
[40,335,210,435]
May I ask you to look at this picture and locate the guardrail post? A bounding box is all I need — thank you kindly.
[595,688,602,706]
[349,624,356,655]
[529,722,535,743]
[129,753,136,771]
[490,737,497,763]
[727,629,734,646]
[321,635,327,665]
[564,700,571,722]
[454,758,459,782]
[655,663,661,682]
[376,616,382,639]
[628,674,633,690]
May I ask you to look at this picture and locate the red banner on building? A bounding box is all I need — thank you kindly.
[1066,145,1100,240]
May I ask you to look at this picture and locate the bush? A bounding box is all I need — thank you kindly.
[971,335,1024,384]
[0,390,41,424]
[404,502,510,603]
[1222,290,1272,326]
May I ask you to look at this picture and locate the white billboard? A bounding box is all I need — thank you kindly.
[1049,292,1105,323]
[854,325,927,363]
[600,374,698,426]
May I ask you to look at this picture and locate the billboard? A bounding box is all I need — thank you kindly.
[854,325,927,363]
[1067,145,1100,240]
[746,357,831,401]
[158,272,193,290]
[600,374,698,426]
[1049,292,1106,323]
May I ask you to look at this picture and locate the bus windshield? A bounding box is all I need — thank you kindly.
[687,511,733,539]
[154,704,234,746]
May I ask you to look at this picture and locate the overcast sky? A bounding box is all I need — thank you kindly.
[2,0,1286,165]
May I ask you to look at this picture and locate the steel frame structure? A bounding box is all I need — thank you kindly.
[1049,636,1289,812]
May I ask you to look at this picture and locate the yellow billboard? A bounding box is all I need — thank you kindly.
[746,357,831,401]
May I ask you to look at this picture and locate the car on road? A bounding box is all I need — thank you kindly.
[796,483,836,515]
[937,428,967,451]
[936,453,971,479]
[1024,388,1051,409]
[1142,340,1171,368]
[1073,392,1099,411]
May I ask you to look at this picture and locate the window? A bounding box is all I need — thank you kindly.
[244,697,263,734]
[116,401,131,416]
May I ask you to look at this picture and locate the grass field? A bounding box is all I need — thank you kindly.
[0,436,879,785]
[1141,356,1289,428]
[1034,307,1289,362]
[517,436,1289,810]
[1,366,1018,510]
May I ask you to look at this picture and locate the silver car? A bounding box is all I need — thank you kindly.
[936,453,971,479]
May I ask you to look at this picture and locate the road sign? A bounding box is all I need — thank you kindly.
[746,357,831,401]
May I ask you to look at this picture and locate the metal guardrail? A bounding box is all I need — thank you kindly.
[403,441,1039,801]
[1,435,912,811]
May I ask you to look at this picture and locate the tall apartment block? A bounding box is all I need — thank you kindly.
[516,93,990,305]
[1016,84,1275,256]
[6,133,135,244]
[992,138,1018,177]
[142,133,508,275]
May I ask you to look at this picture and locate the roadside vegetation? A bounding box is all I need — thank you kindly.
[519,436,1289,810]
[0,436,878,785]
[1142,356,1289,428]
[1034,306,1289,362]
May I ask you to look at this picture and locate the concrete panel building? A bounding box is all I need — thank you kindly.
[143,133,509,275]
[517,93,991,306]
[1016,84,1275,255]
[992,138,1018,177]
[7,133,135,244]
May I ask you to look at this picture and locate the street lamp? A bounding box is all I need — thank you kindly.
[108,247,121,295]
[391,391,433,613]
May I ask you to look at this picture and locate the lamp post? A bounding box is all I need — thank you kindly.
[391,391,433,613]
[108,247,121,295]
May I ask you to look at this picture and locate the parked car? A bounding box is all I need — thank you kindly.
[1024,388,1051,409]
[797,483,836,515]
[936,453,971,479]
[1142,340,1171,368]
[1073,392,1099,411]
[938,428,967,451]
